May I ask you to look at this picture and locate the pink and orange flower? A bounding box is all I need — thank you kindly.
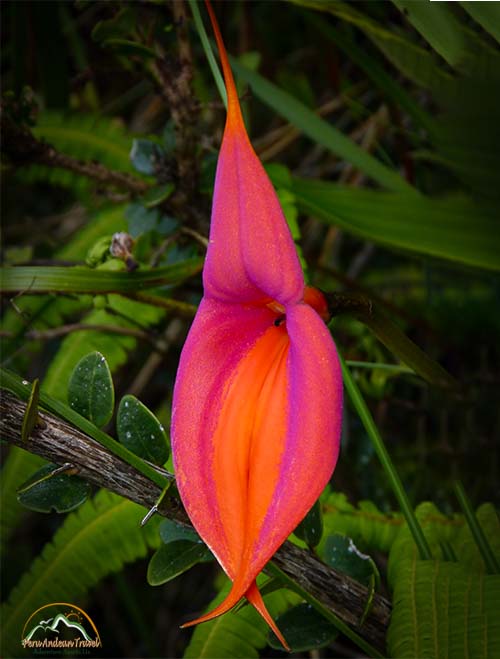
[171,2,343,648]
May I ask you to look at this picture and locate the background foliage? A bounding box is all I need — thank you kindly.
[1,1,499,657]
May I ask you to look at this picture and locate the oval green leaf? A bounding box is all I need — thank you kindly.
[147,540,212,586]
[67,351,114,428]
[117,395,169,465]
[323,533,380,588]
[293,499,323,547]
[17,463,90,513]
[268,603,338,652]
[159,518,200,544]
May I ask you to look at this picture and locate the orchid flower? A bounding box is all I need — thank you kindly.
[171,2,342,649]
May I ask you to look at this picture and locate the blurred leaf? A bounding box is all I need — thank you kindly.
[130,139,164,176]
[460,2,500,45]
[0,491,161,658]
[91,7,136,43]
[32,111,140,174]
[282,177,500,272]
[392,1,471,70]
[306,12,434,133]
[68,351,114,427]
[289,0,454,94]
[17,463,90,514]
[294,499,323,548]
[147,540,212,586]
[319,492,403,556]
[142,183,175,208]
[323,533,379,588]
[159,519,200,544]
[117,395,169,465]
[103,38,156,59]
[268,603,338,651]
[125,203,160,237]
[230,56,415,193]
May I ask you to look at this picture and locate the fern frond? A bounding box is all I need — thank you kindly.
[42,294,165,402]
[33,111,138,174]
[387,502,500,658]
[320,491,404,554]
[0,490,160,658]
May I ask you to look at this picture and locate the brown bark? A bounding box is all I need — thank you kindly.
[0,390,391,653]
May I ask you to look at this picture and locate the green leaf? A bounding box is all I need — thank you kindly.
[91,7,136,43]
[68,351,114,428]
[306,12,434,133]
[17,463,90,513]
[282,178,500,272]
[0,490,161,659]
[103,38,157,59]
[1,368,170,490]
[387,502,500,659]
[230,57,415,193]
[319,491,403,555]
[392,1,470,70]
[323,534,379,588]
[159,518,200,544]
[130,138,164,176]
[0,205,127,553]
[21,378,40,442]
[147,540,212,586]
[125,203,160,237]
[31,111,142,175]
[41,295,166,402]
[268,603,338,652]
[294,499,323,548]
[289,0,453,94]
[117,395,169,465]
[460,2,500,46]
[142,183,175,208]
[0,259,203,293]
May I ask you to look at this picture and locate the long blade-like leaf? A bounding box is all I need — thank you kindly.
[279,177,500,272]
[0,259,202,294]
[229,57,415,194]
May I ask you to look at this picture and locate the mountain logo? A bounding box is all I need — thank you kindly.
[21,602,101,653]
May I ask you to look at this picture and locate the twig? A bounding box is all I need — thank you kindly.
[0,390,391,653]
[0,323,168,353]
[1,109,150,196]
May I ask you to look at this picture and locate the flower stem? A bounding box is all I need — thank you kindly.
[340,352,432,560]
[189,0,227,109]
[454,480,500,574]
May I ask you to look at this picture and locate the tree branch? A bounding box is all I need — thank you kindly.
[0,390,390,653]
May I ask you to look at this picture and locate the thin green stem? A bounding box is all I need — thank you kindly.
[189,0,227,108]
[346,360,414,374]
[454,481,500,574]
[340,352,432,560]
[0,368,170,490]
[267,562,383,658]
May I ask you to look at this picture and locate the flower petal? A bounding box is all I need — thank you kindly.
[172,298,342,628]
[202,3,304,306]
